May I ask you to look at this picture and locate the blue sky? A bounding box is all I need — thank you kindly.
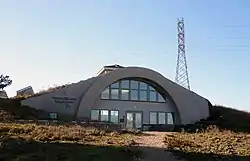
[1,0,250,111]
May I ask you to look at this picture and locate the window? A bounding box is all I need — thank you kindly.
[131,80,138,89]
[91,110,99,121]
[110,89,119,99]
[121,89,129,100]
[110,81,119,100]
[149,90,157,102]
[100,110,109,121]
[139,90,147,101]
[110,110,119,123]
[149,86,155,91]
[167,113,174,124]
[91,109,120,123]
[101,88,109,99]
[49,113,57,119]
[139,82,147,90]
[130,90,138,100]
[110,82,119,88]
[158,112,166,124]
[158,94,165,102]
[100,79,166,103]
[150,112,169,124]
[150,112,157,124]
[121,80,129,89]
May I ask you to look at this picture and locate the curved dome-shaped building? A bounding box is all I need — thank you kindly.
[22,65,210,130]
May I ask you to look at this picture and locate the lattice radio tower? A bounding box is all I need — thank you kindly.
[175,17,190,90]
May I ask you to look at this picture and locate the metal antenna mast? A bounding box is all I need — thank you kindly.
[175,17,190,90]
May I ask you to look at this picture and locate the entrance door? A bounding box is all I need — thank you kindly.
[126,112,142,129]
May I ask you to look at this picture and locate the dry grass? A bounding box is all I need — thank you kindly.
[12,84,71,100]
[0,123,136,145]
[164,125,250,160]
[0,122,140,161]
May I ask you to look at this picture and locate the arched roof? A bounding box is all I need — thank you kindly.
[77,67,182,124]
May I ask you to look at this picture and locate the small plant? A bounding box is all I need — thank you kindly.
[0,122,139,161]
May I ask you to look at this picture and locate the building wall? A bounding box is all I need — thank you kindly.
[21,66,210,125]
[21,77,96,117]
[77,67,210,125]
[17,88,34,96]
[92,99,174,124]
[163,83,209,124]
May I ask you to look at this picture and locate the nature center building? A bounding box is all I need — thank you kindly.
[21,65,211,130]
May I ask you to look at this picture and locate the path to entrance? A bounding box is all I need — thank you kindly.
[134,131,186,161]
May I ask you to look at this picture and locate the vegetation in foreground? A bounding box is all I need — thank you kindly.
[173,105,250,133]
[0,98,48,121]
[164,125,250,161]
[0,123,140,161]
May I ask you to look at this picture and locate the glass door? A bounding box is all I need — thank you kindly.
[126,112,142,129]
[135,113,142,128]
[126,112,134,129]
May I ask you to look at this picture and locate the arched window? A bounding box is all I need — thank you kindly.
[100,79,166,103]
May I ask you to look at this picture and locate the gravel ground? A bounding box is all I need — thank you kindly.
[135,132,186,161]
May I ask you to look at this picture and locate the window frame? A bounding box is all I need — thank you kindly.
[110,110,119,124]
[90,109,120,124]
[149,90,157,102]
[110,88,119,100]
[149,112,157,124]
[130,89,139,101]
[139,90,147,101]
[121,89,129,100]
[100,109,109,122]
[100,79,166,103]
[158,112,167,124]
[49,112,58,120]
[101,87,110,100]
[167,112,174,125]
[121,80,130,89]
[91,109,100,121]
[149,111,171,125]
[130,80,139,90]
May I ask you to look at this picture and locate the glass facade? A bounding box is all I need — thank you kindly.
[158,94,165,102]
[49,113,57,119]
[100,79,166,103]
[167,113,174,124]
[150,112,173,125]
[149,90,157,102]
[150,112,157,124]
[121,80,129,89]
[91,110,99,121]
[101,88,109,99]
[158,112,166,124]
[121,89,129,100]
[110,110,119,123]
[130,80,138,89]
[139,90,147,101]
[91,109,119,124]
[130,90,138,100]
[100,110,109,121]
[110,89,119,100]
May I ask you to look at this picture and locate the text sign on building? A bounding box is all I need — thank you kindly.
[52,96,76,108]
